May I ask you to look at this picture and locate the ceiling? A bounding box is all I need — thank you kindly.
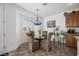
[17,3,79,17]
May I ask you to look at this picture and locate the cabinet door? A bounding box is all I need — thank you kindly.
[74,11,79,27]
[65,34,77,48]
[65,13,74,28]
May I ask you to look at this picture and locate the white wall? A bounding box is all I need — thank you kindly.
[4,4,17,52]
[0,4,37,53]
[16,4,37,51]
[16,5,43,47]
[0,4,5,55]
[0,3,43,54]
[43,13,66,32]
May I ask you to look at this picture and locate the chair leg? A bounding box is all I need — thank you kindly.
[28,37,34,52]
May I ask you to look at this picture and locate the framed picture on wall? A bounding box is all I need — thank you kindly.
[47,20,56,28]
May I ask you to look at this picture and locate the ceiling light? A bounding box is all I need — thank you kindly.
[42,3,47,6]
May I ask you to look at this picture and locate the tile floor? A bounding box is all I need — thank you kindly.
[9,42,77,56]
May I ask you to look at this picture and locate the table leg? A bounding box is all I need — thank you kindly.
[39,40,41,49]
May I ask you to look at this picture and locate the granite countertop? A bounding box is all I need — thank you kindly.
[64,32,79,36]
[72,32,79,36]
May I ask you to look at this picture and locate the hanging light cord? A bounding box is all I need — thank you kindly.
[36,9,39,21]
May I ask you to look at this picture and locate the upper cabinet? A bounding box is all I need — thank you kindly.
[64,11,79,28]
[74,11,79,27]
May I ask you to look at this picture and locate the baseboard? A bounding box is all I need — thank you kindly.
[0,53,9,56]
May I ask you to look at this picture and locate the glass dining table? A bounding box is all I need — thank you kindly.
[34,34,45,49]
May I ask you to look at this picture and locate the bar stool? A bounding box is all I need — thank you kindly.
[53,32,63,54]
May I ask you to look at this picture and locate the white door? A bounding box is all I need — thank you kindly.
[0,4,5,55]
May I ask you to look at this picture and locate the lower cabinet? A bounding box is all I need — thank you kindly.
[74,36,79,56]
[65,34,77,48]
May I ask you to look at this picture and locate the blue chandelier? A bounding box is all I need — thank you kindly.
[33,9,42,25]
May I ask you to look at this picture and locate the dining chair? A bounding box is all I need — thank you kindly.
[26,31,35,52]
[42,31,47,39]
[41,31,48,50]
[41,31,53,51]
[46,32,53,51]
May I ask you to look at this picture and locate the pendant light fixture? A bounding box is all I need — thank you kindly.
[33,9,42,25]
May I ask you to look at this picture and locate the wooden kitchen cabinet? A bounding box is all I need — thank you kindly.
[65,34,77,48]
[74,11,79,27]
[64,11,79,28]
[64,12,74,27]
